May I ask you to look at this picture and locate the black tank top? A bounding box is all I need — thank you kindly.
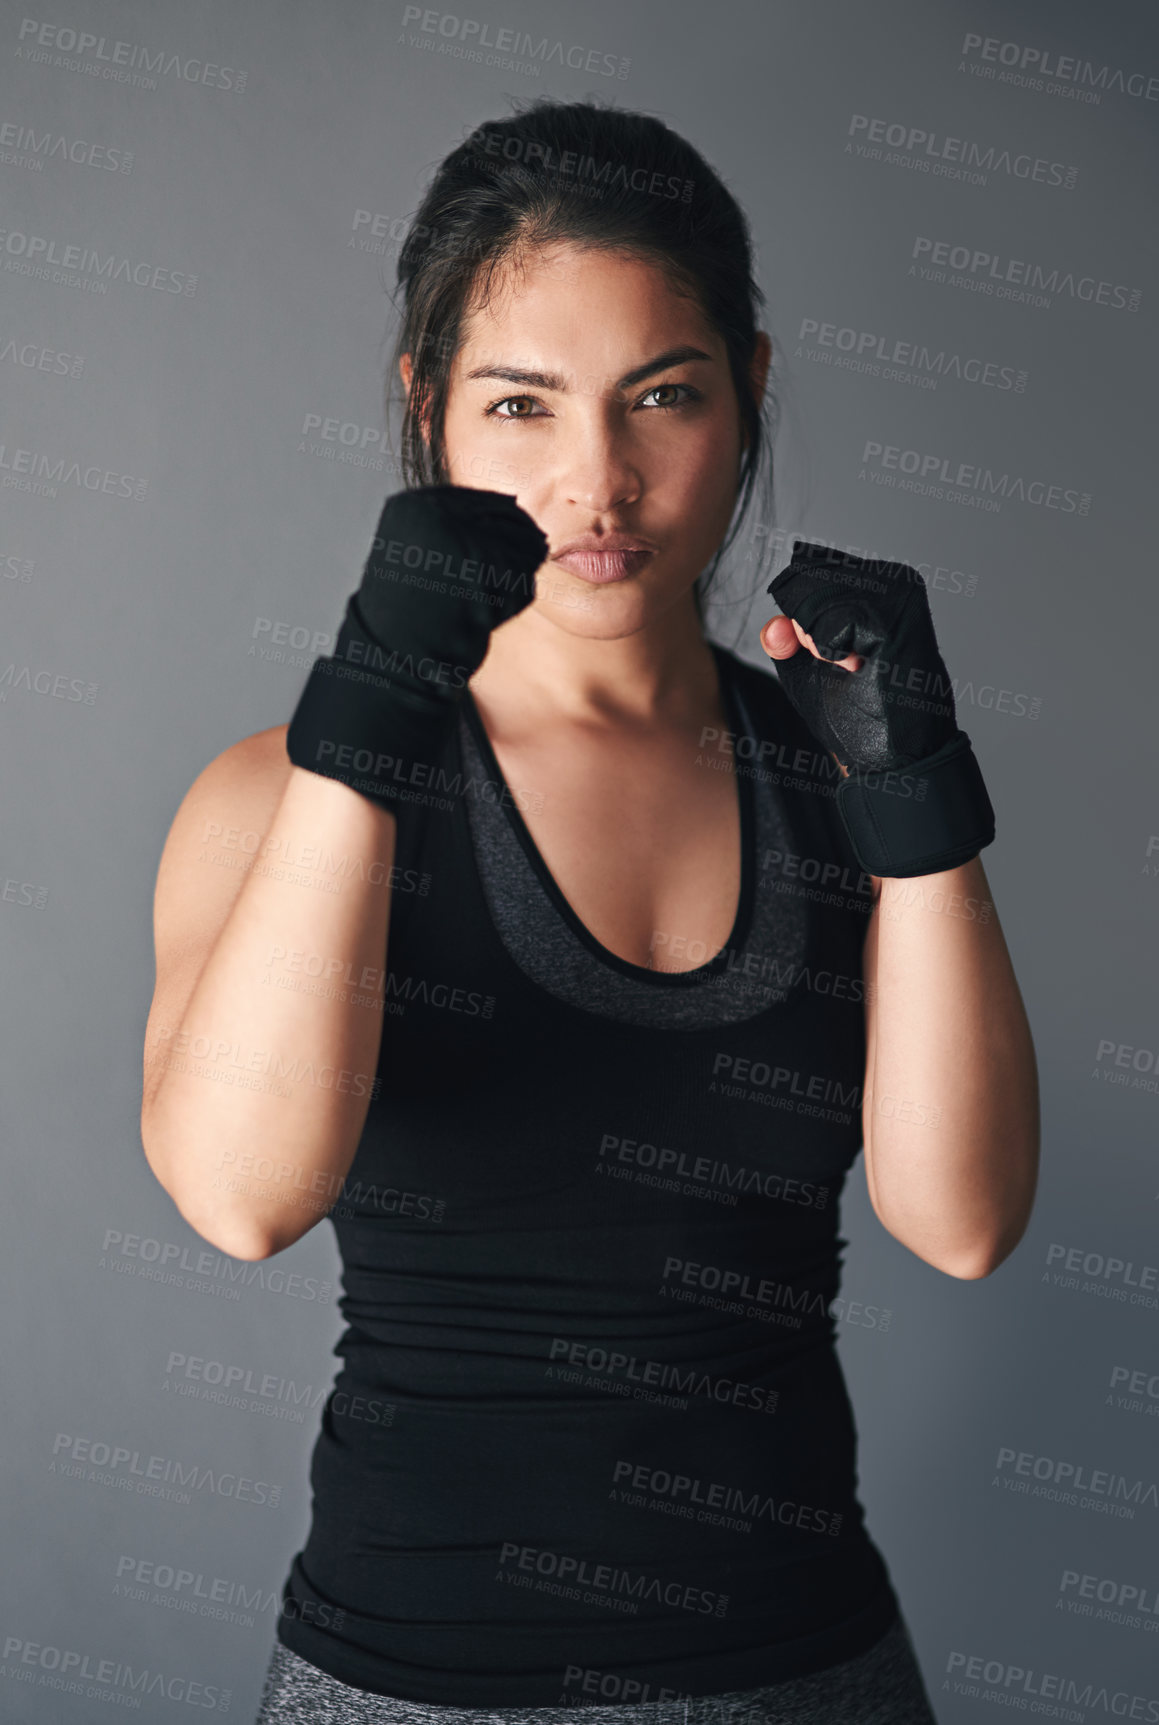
[276,643,900,1704]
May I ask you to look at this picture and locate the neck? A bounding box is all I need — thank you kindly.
[469,588,720,729]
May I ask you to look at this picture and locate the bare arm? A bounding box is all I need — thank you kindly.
[860,852,1040,1279]
[140,727,398,1261]
[761,613,1040,1281]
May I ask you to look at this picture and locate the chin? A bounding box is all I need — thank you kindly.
[537,584,659,638]
[542,566,699,631]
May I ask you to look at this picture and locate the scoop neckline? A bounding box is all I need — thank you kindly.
[459,643,757,988]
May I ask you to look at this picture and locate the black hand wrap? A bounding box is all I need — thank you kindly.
[287,486,549,812]
[767,540,995,878]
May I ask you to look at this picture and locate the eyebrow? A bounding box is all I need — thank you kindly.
[462,344,715,392]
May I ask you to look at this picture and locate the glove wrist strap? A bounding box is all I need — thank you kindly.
[836,730,996,878]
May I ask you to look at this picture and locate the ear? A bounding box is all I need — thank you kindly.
[749,332,772,410]
[740,332,772,455]
[399,351,432,446]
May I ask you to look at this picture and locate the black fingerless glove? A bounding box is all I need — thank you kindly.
[767,540,995,878]
[287,486,549,812]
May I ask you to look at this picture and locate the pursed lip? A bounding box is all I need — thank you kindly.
[550,533,658,584]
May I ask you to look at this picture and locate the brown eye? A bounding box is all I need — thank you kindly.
[488,396,545,419]
[640,383,700,411]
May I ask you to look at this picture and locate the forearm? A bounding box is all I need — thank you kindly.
[861,852,1040,1277]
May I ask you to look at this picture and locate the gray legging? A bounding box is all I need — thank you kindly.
[253,1613,938,1724]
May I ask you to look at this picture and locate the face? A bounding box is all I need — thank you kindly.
[401,243,770,640]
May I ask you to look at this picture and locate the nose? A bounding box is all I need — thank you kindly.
[555,415,643,514]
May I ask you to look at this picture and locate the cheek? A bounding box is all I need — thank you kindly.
[439,403,480,482]
[658,406,740,495]
[443,410,537,495]
[653,422,742,547]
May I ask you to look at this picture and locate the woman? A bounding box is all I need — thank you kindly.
[141,98,1038,1723]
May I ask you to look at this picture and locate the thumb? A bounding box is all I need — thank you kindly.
[761,614,802,660]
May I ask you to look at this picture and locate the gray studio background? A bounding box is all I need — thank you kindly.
[3,0,1158,1718]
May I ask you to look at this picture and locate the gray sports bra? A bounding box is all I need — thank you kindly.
[457,653,815,1030]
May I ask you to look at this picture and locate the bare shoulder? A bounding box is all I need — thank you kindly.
[197,720,291,801]
[152,721,292,919]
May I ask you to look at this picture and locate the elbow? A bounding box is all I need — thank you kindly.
[878,1214,1030,1280]
[139,1121,279,1263]
[940,1251,1000,1281]
[935,1223,1030,1281]
[174,1199,279,1263]
[195,1218,279,1262]
[902,1243,1000,1280]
